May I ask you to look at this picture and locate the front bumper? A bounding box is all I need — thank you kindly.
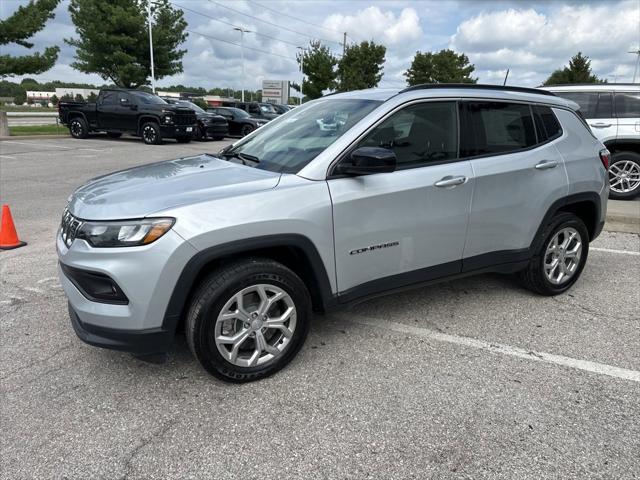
[204,124,228,138]
[68,303,173,354]
[160,124,196,138]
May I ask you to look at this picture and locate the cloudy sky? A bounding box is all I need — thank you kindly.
[2,0,639,92]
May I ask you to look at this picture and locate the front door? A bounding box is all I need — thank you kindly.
[328,101,474,300]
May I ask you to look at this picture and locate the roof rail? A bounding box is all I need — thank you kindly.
[542,83,639,87]
[400,83,557,97]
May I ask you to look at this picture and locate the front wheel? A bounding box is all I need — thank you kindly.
[186,258,311,383]
[240,124,254,137]
[69,117,88,139]
[609,151,640,200]
[141,122,162,145]
[518,213,589,296]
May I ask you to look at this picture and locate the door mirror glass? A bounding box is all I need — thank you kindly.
[337,147,396,176]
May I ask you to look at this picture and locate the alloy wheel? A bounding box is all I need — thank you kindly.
[143,125,156,143]
[609,160,640,194]
[70,120,83,137]
[544,227,582,285]
[213,284,297,367]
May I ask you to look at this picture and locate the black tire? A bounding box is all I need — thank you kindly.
[69,116,88,139]
[176,136,191,144]
[106,132,122,139]
[186,258,311,383]
[194,125,205,141]
[141,122,162,145]
[213,136,225,141]
[518,213,589,296]
[608,151,640,200]
[241,124,254,137]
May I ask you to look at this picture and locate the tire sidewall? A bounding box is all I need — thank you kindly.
[241,124,254,136]
[534,215,589,294]
[609,152,640,200]
[190,264,311,382]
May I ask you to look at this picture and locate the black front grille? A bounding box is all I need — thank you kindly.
[175,114,197,125]
[60,208,82,248]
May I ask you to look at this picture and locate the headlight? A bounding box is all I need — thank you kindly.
[76,218,175,247]
[163,115,174,124]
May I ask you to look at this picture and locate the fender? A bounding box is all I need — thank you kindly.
[533,191,603,244]
[137,115,161,133]
[161,234,336,335]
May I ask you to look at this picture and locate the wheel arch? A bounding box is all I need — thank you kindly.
[67,111,87,123]
[137,115,160,133]
[603,140,640,155]
[162,234,336,336]
[533,192,602,247]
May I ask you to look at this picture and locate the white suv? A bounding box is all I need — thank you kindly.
[542,84,640,199]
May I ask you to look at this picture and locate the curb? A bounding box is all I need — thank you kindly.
[0,134,69,140]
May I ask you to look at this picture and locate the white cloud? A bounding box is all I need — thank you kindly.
[323,6,423,46]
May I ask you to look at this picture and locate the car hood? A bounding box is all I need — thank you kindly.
[68,154,281,220]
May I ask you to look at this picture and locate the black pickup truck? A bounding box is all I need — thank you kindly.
[58,88,198,144]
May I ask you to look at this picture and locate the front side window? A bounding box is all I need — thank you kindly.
[101,91,117,105]
[221,98,381,173]
[130,91,166,105]
[460,101,536,157]
[356,101,458,168]
[615,92,640,118]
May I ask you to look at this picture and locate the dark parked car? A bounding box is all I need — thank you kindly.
[58,89,197,144]
[271,104,291,114]
[207,106,269,136]
[164,99,228,141]
[221,101,279,120]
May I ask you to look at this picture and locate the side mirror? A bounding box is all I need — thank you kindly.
[336,147,396,176]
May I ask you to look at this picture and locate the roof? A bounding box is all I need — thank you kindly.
[326,84,575,109]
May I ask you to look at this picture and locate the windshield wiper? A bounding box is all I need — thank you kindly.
[219,151,260,165]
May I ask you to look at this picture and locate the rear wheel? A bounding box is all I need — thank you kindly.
[106,132,122,139]
[69,117,88,139]
[241,124,254,137]
[141,122,162,145]
[194,125,205,141]
[186,258,311,383]
[608,151,640,199]
[519,213,589,296]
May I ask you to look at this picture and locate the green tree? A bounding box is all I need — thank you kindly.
[74,93,84,102]
[66,0,187,88]
[50,94,59,105]
[336,41,386,92]
[543,52,603,86]
[295,41,337,99]
[87,91,98,102]
[0,0,60,76]
[405,49,477,85]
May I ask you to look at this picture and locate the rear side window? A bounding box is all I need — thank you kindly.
[532,105,562,142]
[615,92,640,118]
[555,92,613,119]
[460,102,536,157]
[100,91,117,105]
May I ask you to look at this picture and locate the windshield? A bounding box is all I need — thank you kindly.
[222,98,382,174]
[226,107,250,118]
[131,91,167,105]
[178,100,205,113]
[260,103,276,113]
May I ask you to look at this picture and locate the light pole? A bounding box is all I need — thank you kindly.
[234,27,250,102]
[147,1,156,94]
[630,49,640,83]
[297,46,305,105]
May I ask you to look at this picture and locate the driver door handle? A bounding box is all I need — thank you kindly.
[590,122,612,128]
[535,160,558,170]
[435,175,467,188]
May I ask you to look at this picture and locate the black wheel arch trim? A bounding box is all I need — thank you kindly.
[533,191,603,244]
[138,115,160,133]
[161,234,336,335]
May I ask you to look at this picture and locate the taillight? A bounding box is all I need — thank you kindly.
[599,149,610,170]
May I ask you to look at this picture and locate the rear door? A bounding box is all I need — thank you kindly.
[96,91,119,130]
[460,101,568,269]
[329,100,474,299]
[614,90,640,140]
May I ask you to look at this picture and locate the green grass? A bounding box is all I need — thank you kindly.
[8,124,68,136]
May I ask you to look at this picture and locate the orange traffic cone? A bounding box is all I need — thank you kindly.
[0,205,27,250]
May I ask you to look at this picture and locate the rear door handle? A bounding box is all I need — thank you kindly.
[590,123,612,128]
[435,175,467,188]
[535,160,559,170]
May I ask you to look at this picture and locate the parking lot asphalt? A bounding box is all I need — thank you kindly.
[1,137,639,479]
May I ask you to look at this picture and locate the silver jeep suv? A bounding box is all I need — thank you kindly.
[542,84,640,199]
[57,85,609,382]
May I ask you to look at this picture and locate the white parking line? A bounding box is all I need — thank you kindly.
[0,155,17,159]
[348,316,640,383]
[2,140,69,149]
[591,247,640,256]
